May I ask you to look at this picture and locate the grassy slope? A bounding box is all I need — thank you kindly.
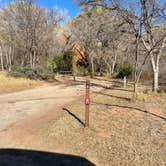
[0,72,43,94]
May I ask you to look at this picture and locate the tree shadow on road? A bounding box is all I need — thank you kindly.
[0,149,95,166]
[66,80,133,92]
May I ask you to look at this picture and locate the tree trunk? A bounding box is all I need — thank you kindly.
[0,51,4,71]
[153,69,159,92]
[8,47,12,71]
[111,63,116,74]
[152,36,166,92]
[90,57,94,78]
[133,81,137,98]
[111,53,117,74]
[30,52,33,69]
[5,51,8,70]
[32,50,36,68]
[8,54,12,71]
[150,52,159,92]
[72,55,77,81]
[133,35,139,99]
[109,66,112,76]
[0,42,4,71]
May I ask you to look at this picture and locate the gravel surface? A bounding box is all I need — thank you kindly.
[0,80,102,136]
[0,84,81,133]
[0,78,165,165]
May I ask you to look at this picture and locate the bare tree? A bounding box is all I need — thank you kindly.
[78,0,166,94]
[69,4,126,77]
[140,0,166,92]
[0,0,64,70]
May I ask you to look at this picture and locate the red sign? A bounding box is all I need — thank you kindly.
[85,98,90,105]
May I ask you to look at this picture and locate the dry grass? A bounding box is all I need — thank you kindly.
[0,72,43,94]
[2,76,165,165]
[41,81,166,166]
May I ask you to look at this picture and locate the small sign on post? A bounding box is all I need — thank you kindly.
[85,80,90,128]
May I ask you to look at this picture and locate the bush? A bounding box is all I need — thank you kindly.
[24,67,37,80]
[9,66,54,80]
[9,66,26,78]
[51,50,75,72]
[77,65,89,76]
[117,64,133,79]
[35,66,54,80]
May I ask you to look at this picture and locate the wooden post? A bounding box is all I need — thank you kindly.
[85,80,90,128]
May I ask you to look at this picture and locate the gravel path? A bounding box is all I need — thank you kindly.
[0,83,83,132]
[0,81,101,134]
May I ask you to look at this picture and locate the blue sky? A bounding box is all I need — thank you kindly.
[0,0,165,19]
[38,0,80,18]
[0,0,81,18]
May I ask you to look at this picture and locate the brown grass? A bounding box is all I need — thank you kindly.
[1,76,165,165]
[41,82,166,166]
[0,72,43,94]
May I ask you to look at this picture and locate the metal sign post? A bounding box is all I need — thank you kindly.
[85,80,90,128]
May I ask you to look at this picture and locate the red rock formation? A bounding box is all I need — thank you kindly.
[71,43,86,64]
[56,26,86,64]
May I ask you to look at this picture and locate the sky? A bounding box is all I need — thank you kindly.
[0,0,165,19]
[38,0,81,18]
[0,0,81,19]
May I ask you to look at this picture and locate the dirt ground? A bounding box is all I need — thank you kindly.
[0,77,165,166]
[0,76,102,146]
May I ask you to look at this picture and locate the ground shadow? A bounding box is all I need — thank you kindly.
[90,82,133,92]
[92,102,166,121]
[63,108,85,127]
[46,79,62,84]
[93,77,123,84]
[94,92,131,101]
[0,149,95,166]
[64,80,85,86]
[93,77,134,85]
[66,80,133,92]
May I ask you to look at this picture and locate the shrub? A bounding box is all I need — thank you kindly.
[117,64,133,79]
[35,66,54,80]
[9,66,26,78]
[24,67,37,80]
[52,50,75,72]
[9,66,54,80]
[77,65,89,76]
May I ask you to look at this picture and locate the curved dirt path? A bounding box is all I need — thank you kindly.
[0,79,103,147]
[0,84,81,132]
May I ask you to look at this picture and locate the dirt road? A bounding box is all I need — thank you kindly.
[0,78,165,165]
[0,79,103,147]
